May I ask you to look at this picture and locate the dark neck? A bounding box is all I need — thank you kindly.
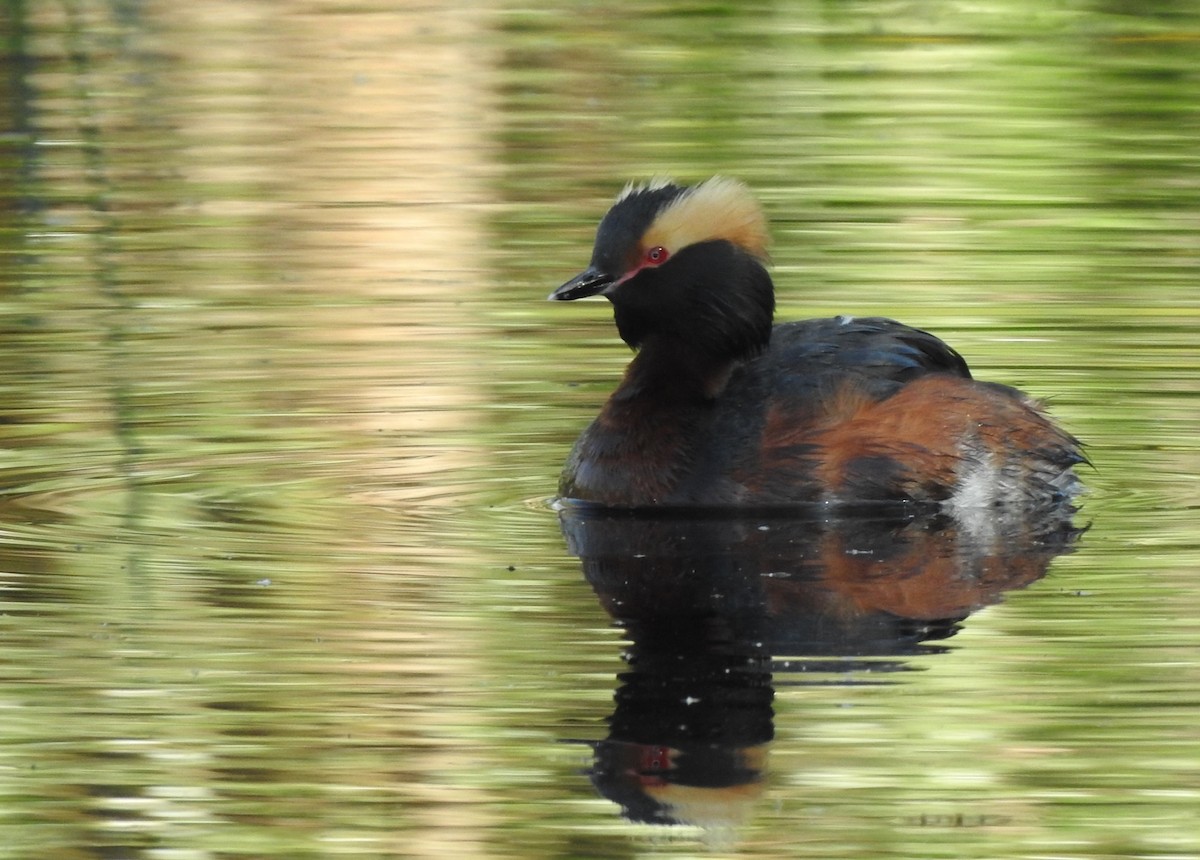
[574,339,724,505]
[617,335,743,403]
[610,242,775,400]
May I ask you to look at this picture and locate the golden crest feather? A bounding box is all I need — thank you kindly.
[615,176,677,202]
[641,177,770,262]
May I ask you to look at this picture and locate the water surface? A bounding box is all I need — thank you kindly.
[2,2,1198,858]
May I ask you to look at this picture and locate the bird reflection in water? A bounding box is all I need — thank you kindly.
[557,504,1081,830]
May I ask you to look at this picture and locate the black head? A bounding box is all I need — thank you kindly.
[550,177,775,362]
[550,181,688,301]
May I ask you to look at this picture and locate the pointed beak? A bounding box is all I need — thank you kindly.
[548,267,614,301]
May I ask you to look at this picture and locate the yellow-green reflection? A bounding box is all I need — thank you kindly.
[0,0,1197,858]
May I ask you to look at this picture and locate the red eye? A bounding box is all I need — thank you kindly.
[645,246,669,265]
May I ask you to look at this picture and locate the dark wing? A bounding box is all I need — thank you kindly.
[696,316,977,502]
[765,316,971,382]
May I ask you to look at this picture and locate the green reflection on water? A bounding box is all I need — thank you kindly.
[0,0,1198,858]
